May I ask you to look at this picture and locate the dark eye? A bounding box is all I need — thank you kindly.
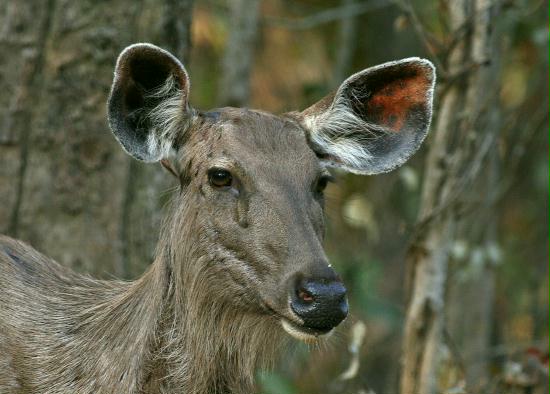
[208,168,233,188]
[315,174,334,195]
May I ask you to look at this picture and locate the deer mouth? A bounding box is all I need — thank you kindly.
[280,318,333,342]
[260,301,333,341]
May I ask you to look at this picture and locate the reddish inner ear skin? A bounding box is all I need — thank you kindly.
[366,71,430,132]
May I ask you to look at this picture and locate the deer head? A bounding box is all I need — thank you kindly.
[107,43,435,342]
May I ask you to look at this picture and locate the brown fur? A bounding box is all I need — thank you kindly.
[0,111,323,394]
[0,43,435,394]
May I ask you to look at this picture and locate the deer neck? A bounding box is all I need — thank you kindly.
[151,225,285,394]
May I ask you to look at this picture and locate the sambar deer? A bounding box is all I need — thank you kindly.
[0,43,435,393]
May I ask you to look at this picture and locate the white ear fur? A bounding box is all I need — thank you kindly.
[108,43,193,162]
[303,58,436,175]
[303,91,384,173]
[143,75,191,161]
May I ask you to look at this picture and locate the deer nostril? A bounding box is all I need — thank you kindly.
[290,277,348,331]
[297,287,314,303]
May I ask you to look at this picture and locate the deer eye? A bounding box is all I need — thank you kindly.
[208,168,233,188]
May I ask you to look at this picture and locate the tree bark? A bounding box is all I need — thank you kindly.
[400,2,467,393]
[161,0,194,63]
[0,0,193,279]
[400,0,500,392]
[218,0,261,107]
[447,0,502,386]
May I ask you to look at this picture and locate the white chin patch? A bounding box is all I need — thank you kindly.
[281,319,332,343]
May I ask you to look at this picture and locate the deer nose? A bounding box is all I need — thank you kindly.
[290,277,348,331]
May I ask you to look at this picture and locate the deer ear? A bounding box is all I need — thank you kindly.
[107,43,192,162]
[301,58,435,174]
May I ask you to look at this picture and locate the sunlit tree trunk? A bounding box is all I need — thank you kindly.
[447,0,502,387]
[400,0,500,392]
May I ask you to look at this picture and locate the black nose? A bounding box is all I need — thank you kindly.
[291,277,348,331]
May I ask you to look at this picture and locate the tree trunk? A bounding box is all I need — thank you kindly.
[399,2,467,392]
[332,0,358,88]
[447,0,502,384]
[161,0,194,63]
[218,0,261,107]
[0,0,193,279]
[400,0,500,393]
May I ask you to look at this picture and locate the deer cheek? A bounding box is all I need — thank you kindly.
[234,193,250,228]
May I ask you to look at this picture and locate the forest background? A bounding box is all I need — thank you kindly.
[0,0,548,393]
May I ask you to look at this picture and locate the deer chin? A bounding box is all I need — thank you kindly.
[280,319,334,343]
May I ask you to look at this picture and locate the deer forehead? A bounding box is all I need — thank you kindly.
[188,108,322,180]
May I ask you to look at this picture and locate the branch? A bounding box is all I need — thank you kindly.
[394,0,446,73]
[412,128,497,236]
